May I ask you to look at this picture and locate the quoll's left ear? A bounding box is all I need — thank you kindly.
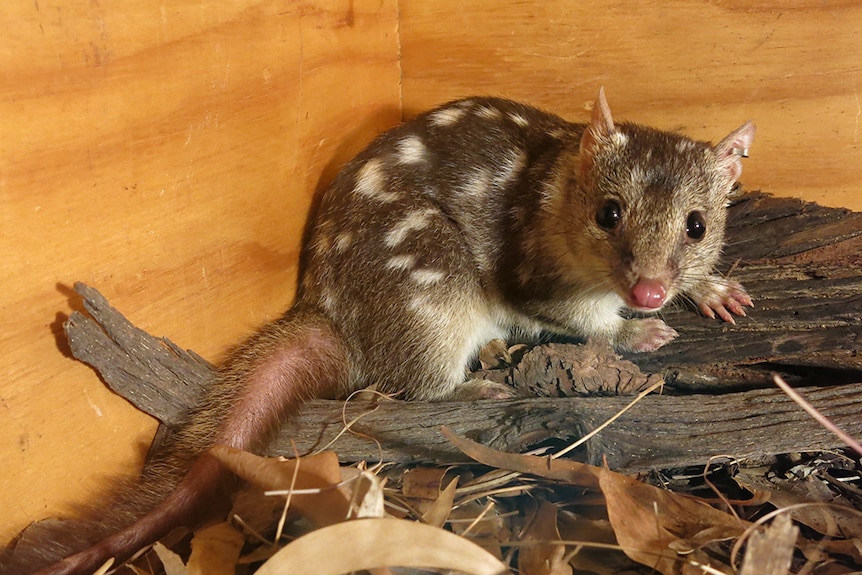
[714,121,756,182]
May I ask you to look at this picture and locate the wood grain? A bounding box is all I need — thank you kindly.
[400,1,862,211]
[0,0,400,545]
[5,0,862,551]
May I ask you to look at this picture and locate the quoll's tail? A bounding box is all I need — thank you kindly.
[0,455,196,575]
[23,455,228,575]
[1,307,350,575]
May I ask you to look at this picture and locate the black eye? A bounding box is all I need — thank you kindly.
[686,211,706,241]
[596,200,622,230]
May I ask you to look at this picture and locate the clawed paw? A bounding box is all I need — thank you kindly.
[694,280,753,324]
[452,379,517,400]
[629,318,679,353]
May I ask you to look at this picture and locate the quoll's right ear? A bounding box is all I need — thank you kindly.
[579,87,616,175]
[714,121,756,182]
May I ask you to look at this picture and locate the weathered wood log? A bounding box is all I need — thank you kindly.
[63,192,862,472]
[65,283,213,428]
[273,383,862,470]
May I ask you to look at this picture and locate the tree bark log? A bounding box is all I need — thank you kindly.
[62,192,862,472]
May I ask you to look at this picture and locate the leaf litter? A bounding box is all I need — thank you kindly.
[23,346,862,574]
[113,391,862,575]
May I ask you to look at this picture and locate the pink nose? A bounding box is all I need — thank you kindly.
[630,279,667,309]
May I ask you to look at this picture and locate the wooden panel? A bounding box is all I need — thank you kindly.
[400,0,862,211]
[5,0,860,552]
[0,0,400,544]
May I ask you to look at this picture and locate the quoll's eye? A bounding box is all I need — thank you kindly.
[686,211,707,241]
[596,200,622,230]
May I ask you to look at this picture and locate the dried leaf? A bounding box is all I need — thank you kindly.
[346,469,386,519]
[519,499,571,575]
[740,514,797,575]
[479,338,512,369]
[441,426,600,489]
[187,522,244,575]
[229,484,286,536]
[152,542,189,575]
[210,445,350,527]
[403,466,450,500]
[421,476,458,528]
[401,466,459,526]
[556,512,631,574]
[253,517,511,575]
[736,471,862,538]
[600,465,747,574]
[450,499,508,560]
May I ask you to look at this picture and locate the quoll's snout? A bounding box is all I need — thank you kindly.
[630,278,667,310]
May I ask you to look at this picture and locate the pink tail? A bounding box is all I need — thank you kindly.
[12,307,349,575]
[32,454,229,575]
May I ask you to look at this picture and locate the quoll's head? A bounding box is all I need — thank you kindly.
[567,88,755,312]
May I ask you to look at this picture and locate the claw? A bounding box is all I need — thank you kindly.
[726,299,746,317]
[698,302,716,319]
[716,305,735,324]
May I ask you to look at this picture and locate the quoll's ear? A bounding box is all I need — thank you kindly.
[579,86,616,174]
[714,121,756,182]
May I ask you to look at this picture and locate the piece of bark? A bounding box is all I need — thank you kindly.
[271,383,862,470]
[506,341,665,397]
[60,192,862,471]
[64,282,214,428]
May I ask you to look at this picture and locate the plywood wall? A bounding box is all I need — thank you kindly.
[3,0,861,550]
[401,1,862,211]
[0,0,400,545]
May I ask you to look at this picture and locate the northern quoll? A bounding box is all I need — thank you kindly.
[5,88,754,574]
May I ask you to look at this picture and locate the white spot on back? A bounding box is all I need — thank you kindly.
[320,287,338,312]
[476,105,502,120]
[355,158,398,202]
[462,168,491,198]
[455,151,525,204]
[334,232,353,253]
[539,180,559,205]
[628,164,648,188]
[508,112,529,127]
[411,268,445,286]
[384,208,437,247]
[548,127,569,140]
[396,135,427,164]
[429,107,466,127]
[312,220,333,255]
[676,139,694,153]
[385,254,416,271]
[493,150,526,188]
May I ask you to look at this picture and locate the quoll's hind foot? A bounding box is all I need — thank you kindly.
[690,278,753,324]
[452,379,517,400]
[618,318,679,353]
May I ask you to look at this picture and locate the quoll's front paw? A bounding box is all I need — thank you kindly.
[623,318,679,353]
[691,278,753,324]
